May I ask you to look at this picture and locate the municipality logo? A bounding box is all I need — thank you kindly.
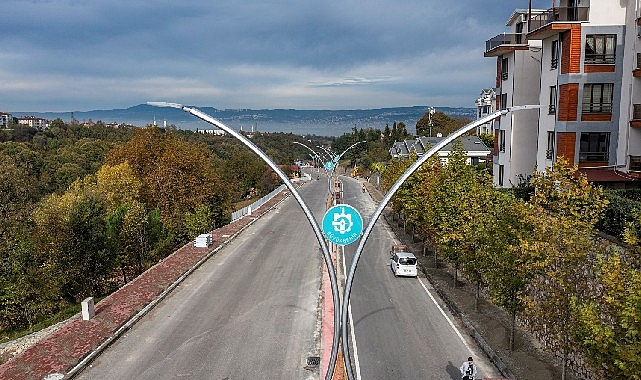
[322,204,363,246]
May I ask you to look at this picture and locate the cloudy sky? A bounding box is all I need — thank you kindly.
[1,0,544,112]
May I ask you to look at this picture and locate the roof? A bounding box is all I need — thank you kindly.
[394,251,416,259]
[390,136,491,158]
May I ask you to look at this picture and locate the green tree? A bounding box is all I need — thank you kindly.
[573,253,641,379]
[416,111,471,137]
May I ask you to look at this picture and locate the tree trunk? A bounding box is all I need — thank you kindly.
[510,310,516,351]
[475,281,480,312]
[561,350,567,380]
[453,262,458,287]
[121,265,128,285]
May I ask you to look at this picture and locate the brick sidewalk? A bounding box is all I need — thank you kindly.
[0,190,292,380]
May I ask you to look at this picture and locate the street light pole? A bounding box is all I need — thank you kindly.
[340,106,540,379]
[148,102,342,380]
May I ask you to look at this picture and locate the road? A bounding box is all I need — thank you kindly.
[338,175,502,380]
[75,176,328,379]
[75,170,501,380]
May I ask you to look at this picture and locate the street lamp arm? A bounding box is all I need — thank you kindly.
[335,140,367,163]
[340,107,538,379]
[148,102,342,380]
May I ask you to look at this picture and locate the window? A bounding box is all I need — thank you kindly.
[499,130,506,153]
[551,40,559,69]
[582,83,613,113]
[500,93,508,111]
[630,156,641,171]
[579,132,609,162]
[501,58,509,81]
[585,34,616,64]
[498,165,505,186]
[549,86,557,114]
[546,132,555,160]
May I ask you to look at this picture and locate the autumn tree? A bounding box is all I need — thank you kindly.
[572,253,641,379]
[522,159,608,377]
[106,127,230,237]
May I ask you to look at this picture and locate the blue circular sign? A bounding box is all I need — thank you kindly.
[324,161,335,171]
[322,204,363,246]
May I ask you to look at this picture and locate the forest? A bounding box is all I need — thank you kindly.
[0,117,411,340]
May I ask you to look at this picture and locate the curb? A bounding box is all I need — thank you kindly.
[65,191,292,379]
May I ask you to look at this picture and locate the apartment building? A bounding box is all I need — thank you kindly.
[17,116,49,129]
[485,0,641,188]
[474,88,497,135]
[0,112,13,128]
[484,8,544,187]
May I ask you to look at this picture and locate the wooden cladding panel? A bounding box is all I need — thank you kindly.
[493,130,499,156]
[558,83,579,121]
[581,113,612,122]
[584,64,615,73]
[556,132,576,166]
[560,25,582,74]
[496,57,501,88]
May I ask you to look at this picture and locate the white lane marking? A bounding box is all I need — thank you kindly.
[417,277,473,352]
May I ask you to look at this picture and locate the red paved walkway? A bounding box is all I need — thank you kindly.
[0,190,292,380]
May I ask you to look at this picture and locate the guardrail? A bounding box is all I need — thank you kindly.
[231,174,311,221]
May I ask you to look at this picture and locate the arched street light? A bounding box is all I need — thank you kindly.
[340,105,541,379]
[148,102,342,380]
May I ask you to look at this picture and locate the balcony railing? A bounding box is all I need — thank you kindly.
[485,33,526,53]
[528,6,590,32]
[633,104,641,120]
[579,151,608,162]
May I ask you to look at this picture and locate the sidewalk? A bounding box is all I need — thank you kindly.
[361,179,571,380]
[0,190,293,380]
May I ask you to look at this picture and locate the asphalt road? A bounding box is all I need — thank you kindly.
[339,175,502,380]
[75,175,328,379]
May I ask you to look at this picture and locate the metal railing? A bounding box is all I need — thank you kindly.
[528,6,590,32]
[485,33,525,53]
[633,104,641,120]
[231,184,287,221]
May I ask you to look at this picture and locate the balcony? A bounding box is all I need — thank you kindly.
[631,104,641,128]
[634,53,641,77]
[484,33,527,57]
[528,6,590,38]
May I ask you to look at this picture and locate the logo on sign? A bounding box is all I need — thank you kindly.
[322,204,363,246]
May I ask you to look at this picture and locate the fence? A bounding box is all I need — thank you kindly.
[230,173,310,221]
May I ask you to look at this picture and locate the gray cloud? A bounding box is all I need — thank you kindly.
[1,0,535,111]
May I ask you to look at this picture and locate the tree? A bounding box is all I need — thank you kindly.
[485,200,545,351]
[416,111,471,137]
[530,158,607,223]
[572,253,641,379]
[522,158,608,377]
[106,127,230,237]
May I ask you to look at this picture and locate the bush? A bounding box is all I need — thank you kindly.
[596,192,641,239]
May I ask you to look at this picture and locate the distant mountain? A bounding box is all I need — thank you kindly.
[9,104,476,136]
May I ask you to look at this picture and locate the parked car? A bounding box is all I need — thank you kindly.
[390,246,418,277]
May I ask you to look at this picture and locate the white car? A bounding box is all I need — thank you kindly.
[390,251,418,277]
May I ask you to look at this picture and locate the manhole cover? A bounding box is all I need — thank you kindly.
[306,356,320,367]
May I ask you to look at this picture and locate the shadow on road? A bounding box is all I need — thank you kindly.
[446,361,461,380]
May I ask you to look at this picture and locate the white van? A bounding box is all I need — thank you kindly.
[390,251,418,277]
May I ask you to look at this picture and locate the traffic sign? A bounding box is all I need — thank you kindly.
[324,161,335,171]
[322,204,363,246]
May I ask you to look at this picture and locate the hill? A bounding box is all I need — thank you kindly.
[9,104,476,136]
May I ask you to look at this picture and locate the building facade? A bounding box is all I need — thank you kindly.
[475,88,497,135]
[485,0,641,188]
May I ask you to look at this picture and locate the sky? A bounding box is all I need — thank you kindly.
[1,0,545,112]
